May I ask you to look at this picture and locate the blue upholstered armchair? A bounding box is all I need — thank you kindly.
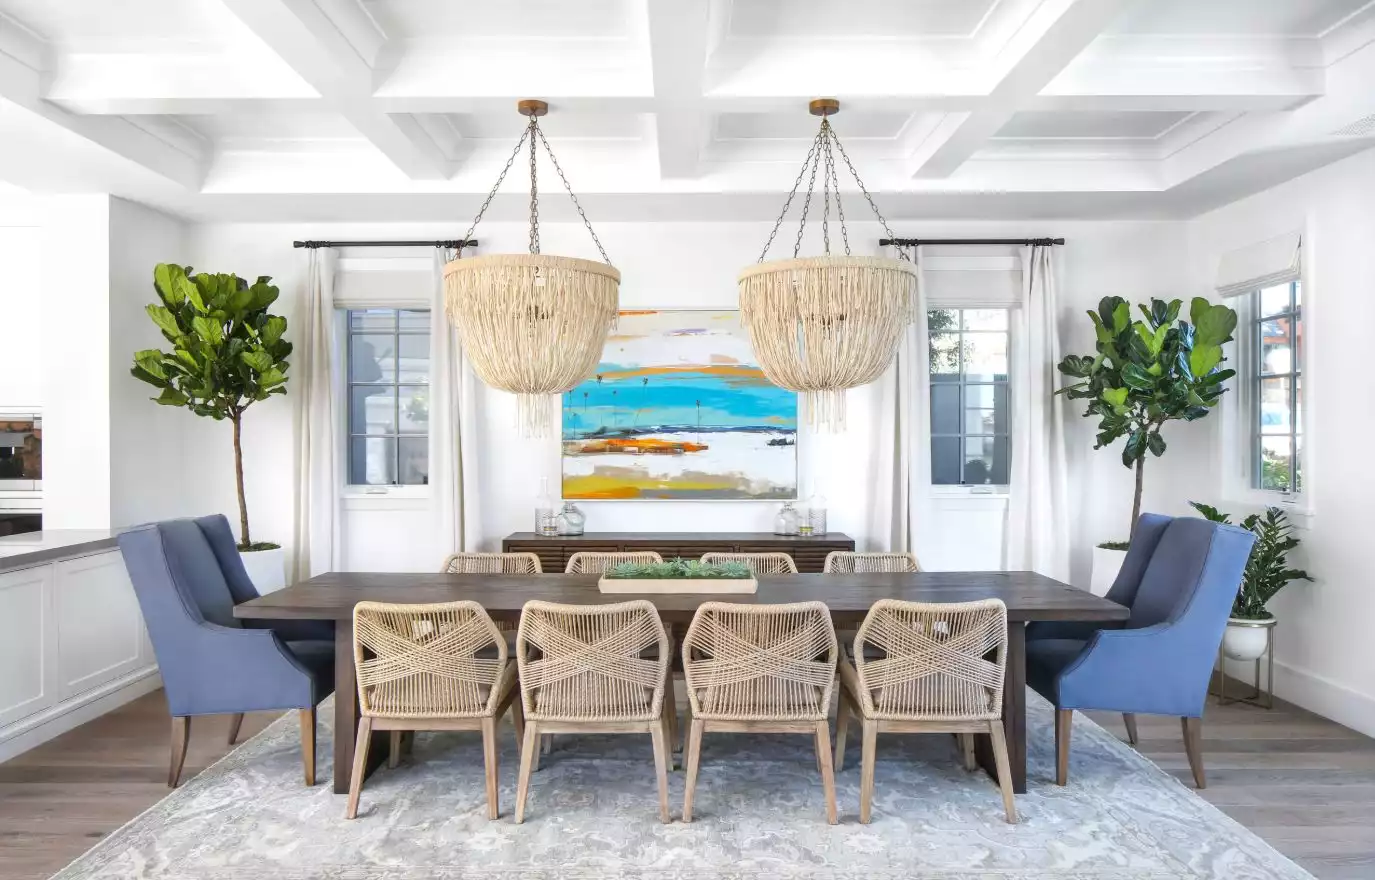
[1025,514,1255,789]
[118,515,334,787]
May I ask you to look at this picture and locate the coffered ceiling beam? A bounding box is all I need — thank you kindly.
[220,0,455,180]
[645,0,720,179]
[907,0,1135,178]
[0,12,206,189]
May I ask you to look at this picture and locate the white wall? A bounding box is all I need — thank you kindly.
[1180,148,1375,736]
[185,218,1182,579]
[108,197,193,527]
[0,195,41,408]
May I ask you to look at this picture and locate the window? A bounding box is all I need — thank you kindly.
[1252,282,1302,493]
[928,308,1010,486]
[345,308,430,486]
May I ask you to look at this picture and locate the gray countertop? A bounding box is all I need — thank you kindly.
[0,529,121,572]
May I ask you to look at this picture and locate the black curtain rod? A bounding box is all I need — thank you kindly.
[880,237,1064,247]
[292,240,478,249]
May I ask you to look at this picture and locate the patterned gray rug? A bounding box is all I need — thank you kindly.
[52,694,1311,880]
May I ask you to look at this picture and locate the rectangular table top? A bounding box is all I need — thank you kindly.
[234,571,1129,624]
[502,531,855,543]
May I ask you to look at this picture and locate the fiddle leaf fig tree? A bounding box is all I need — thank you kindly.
[131,264,291,549]
[1057,296,1238,538]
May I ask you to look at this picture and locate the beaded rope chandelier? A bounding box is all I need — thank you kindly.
[738,98,916,431]
[444,99,619,437]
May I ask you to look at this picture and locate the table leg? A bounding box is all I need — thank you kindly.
[332,617,390,793]
[976,620,1027,794]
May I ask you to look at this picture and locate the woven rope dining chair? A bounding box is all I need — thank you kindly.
[700,552,798,575]
[564,551,663,574]
[823,551,921,573]
[514,599,674,823]
[681,601,839,824]
[347,601,521,821]
[835,598,1016,824]
[441,552,542,574]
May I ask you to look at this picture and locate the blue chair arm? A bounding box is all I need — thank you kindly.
[160,622,323,717]
[1057,623,1215,717]
[244,617,337,643]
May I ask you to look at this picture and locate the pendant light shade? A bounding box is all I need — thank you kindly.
[738,99,915,430]
[443,99,619,437]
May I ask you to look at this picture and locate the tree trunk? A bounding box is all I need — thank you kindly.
[231,412,250,548]
[1130,454,1145,540]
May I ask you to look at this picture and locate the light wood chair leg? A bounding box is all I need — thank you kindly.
[299,708,316,786]
[345,717,373,819]
[515,721,540,824]
[510,695,525,750]
[1181,716,1206,789]
[858,719,877,824]
[227,712,244,746]
[959,733,976,771]
[542,734,553,755]
[1123,713,1139,746]
[388,731,403,769]
[168,716,191,788]
[481,717,500,820]
[816,719,838,825]
[682,718,705,823]
[988,721,1018,824]
[1055,708,1072,786]
[650,719,672,824]
[833,694,850,773]
[663,670,679,765]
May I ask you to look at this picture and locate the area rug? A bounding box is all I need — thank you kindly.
[51,694,1312,880]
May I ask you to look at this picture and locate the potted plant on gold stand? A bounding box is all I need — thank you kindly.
[131,263,292,592]
[1190,502,1312,666]
[1057,297,1237,592]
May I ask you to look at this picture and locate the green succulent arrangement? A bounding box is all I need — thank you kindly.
[1058,296,1238,542]
[605,559,753,580]
[1189,503,1313,621]
[131,264,291,550]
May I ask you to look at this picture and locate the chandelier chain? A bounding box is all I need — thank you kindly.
[830,129,909,261]
[820,121,832,255]
[528,117,540,255]
[823,127,851,256]
[792,128,823,259]
[458,124,530,255]
[535,126,612,265]
[757,130,822,263]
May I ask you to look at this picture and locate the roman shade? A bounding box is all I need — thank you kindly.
[1214,231,1301,298]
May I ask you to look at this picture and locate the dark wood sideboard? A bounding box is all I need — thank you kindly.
[501,532,856,574]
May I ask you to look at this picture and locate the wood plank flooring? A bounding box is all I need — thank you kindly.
[1,689,1371,879]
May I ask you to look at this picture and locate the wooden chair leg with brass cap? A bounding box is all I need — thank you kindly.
[1182,716,1206,788]
[299,708,316,786]
[1123,713,1139,746]
[168,716,191,788]
[1056,708,1073,786]
[227,712,244,746]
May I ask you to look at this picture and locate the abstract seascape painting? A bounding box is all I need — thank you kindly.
[561,310,797,500]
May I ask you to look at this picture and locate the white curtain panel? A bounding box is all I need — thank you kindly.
[429,248,482,554]
[1004,245,1071,580]
[292,247,341,581]
[866,245,930,554]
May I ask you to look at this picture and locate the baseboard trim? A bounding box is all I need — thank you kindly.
[0,668,163,763]
[1271,660,1375,738]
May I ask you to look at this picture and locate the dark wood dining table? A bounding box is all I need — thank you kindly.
[234,571,1128,794]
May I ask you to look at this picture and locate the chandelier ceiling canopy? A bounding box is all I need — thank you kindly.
[444,99,620,437]
[738,98,916,431]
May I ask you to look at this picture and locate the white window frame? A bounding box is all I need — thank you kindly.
[927,307,1012,497]
[1218,233,1313,520]
[333,262,433,501]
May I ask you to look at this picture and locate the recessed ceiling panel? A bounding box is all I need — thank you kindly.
[995,111,1192,140]
[362,0,635,40]
[0,0,259,49]
[1106,0,1368,37]
[715,111,910,140]
[725,0,999,39]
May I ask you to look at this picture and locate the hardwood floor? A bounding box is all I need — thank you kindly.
[1,689,1371,879]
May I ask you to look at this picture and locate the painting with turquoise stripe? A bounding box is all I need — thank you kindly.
[562,310,797,500]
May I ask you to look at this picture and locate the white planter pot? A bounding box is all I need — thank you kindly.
[1089,547,1128,597]
[1222,617,1275,662]
[239,546,287,595]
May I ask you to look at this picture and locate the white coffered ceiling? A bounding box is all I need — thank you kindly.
[1,0,1373,221]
